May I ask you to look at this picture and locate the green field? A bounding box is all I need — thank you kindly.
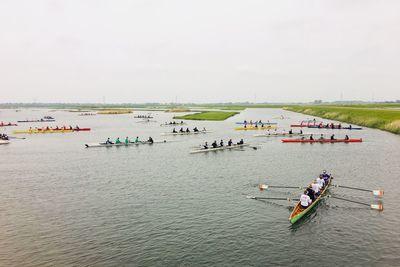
[173,111,239,121]
[285,105,400,134]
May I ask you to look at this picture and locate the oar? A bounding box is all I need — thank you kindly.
[258,184,304,191]
[328,195,383,210]
[332,184,384,197]
[246,196,299,201]
[8,136,26,140]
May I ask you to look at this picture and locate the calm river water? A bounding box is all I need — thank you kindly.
[1,108,399,266]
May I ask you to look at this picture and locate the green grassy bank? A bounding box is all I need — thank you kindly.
[284,106,400,134]
[173,111,239,121]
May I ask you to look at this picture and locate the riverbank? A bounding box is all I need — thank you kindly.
[284,105,400,134]
[173,111,239,121]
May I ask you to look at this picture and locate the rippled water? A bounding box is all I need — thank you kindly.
[1,108,399,266]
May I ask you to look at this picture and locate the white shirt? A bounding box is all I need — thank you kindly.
[316,177,325,188]
[311,183,321,194]
[300,194,312,207]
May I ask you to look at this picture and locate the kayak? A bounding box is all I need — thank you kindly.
[13,128,91,134]
[85,140,169,148]
[190,143,249,154]
[289,175,332,224]
[235,121,277,125]
[307,125,362,130]
[282,138,362,143]
[0,140,10,145]
[0,123,17,127]
[161,130,211,136]
[254,132,313,137]
[235,125,277,131]
[17,119,56,123]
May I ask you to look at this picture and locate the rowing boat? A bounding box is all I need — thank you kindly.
[307,125,362,130]
[0,123,17,127]
[282,138,362,143]
[134,116,153,119]
[17,119,56,123]
[85,140,169,148]
[289,176,332,224]
[0,140,9,145]
[161,130,211,136]
[234,125,277,131]
[254,132,313,137]
[235,121,277,125]
[160,123,187,127]
[13,128,91,134]
[190,143,249,154]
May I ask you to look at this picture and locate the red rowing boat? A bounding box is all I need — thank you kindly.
[282,138,362,143]
[0,123,17,127]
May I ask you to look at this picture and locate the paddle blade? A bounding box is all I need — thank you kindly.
[372,190,384,197]
[371,204,383,211]
[258,184,268,191]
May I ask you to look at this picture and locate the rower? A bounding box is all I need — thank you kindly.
[202,127,207,132]
[300,129,303,134]
[288,129,293,134]
[330,134,335,140]
[300,190,312,209]
[75,125,80,130]
[228,139,233,146]
[259,120,262,123]
[172,128,177,133]
[244,120,247,124]
[106,137,113,144]
[237,139,244,145]
[349,125,352,129]
[338,123,342,129]
[219,139,224,147]
[134,136,139,143]
[212,141,218,148]
[179,127,184,133]
[311,182,321,196]
[319,134,324,140]
[306,187,315,201]
[309,134,314,140]
[345,135,349,140]
[316,175,325,188]
[186,128,190,133]
[180,121,184,124]
[193,127,199,132]
[125,137,129,144]
[204,142,208,149]
[69,125,73,130]
[115,137,121,144]
[148,137,154,144]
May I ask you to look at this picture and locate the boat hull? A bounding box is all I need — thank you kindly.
[282,139,362,143]
[190,144,249,154]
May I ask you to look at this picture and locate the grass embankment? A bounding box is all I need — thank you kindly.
[97,109,133,114]
[174,111,239,121]
[285,106,400,134]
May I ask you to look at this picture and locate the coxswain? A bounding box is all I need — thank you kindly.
[344,135,349,140]
[330,134,335,140]
[193,127,199,132]
[203,142,208,149]
[219,140,224,147]
[115,137,121,144]
[212,140,218,148]
[237,139,244,145]
[172,128,177,133]
[310,134,314,140]
[125,137,129,144]
[228,139,233,146]
[300,190,312,209]
[148,137,154,144]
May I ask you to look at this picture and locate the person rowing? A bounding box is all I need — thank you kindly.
[309,134,314,140]
[319,134,324,140]
[115,137,121,144]
[134,136,139,143]
[349,125,352,129]
[186,128,190,133]
[316,175,325,188]
[125,137,129,144]
[147,137,154,144]
[172,128,177,133]
[105,137,113,144]
[330,134,335,140]
[345,134,349,140]
[193,127,199,132]
[300,129,303,134]
[288,129,293,134]
[311,182,321,196]
[69,125,73,130]
[203,142,208,149]
[212,140,218,148]
[300,190,312,209]
[228,139,233,146]
[306,187,315,201]
[202,127,207,132]
[338,123,342,129]
[179,127,184,133]
[237,139,244,145]
[243,120,247,124]
[219,140,224,147]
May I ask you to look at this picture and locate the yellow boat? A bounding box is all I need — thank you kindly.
[13,129,74,134]
[234,125,277,131]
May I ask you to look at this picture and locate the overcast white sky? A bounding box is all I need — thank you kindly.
[1,0,399,103]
